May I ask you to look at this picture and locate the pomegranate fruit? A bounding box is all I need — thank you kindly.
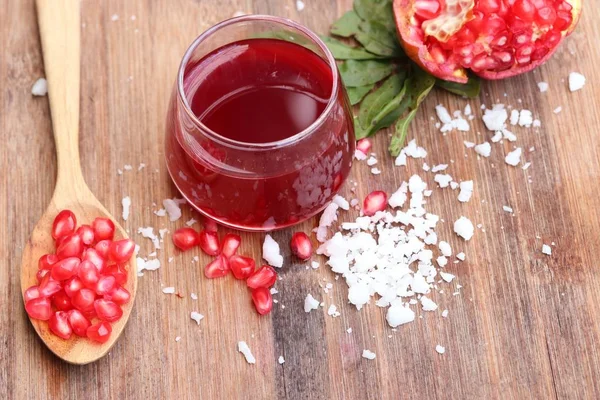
[94,299,123,322]
[92,217,115,241]
[25,297,52,321]
[392,0,582,81]
[108,239,135,263]
[68,309,91,337]
[51,210,77,240]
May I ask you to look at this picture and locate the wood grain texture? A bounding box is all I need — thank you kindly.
[1,0,599,398]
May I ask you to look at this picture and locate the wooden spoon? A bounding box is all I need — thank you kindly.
[20,0,137,364]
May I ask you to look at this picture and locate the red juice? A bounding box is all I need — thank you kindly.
[165,38,354,230]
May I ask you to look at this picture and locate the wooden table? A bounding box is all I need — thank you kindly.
[2,0,599,398]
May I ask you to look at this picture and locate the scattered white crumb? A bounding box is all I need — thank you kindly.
[464,141,475,148]
[123,164,133,171]
[518,110,533,127]
[138,163,146,171]
[505,148,522,166]
[238,341,256,364]
[386,304,415,327]
[137,227,161,249]
[175,336,181,342]
[162,287,175,294]
[333,195,350,210]
[388,182,408,208]
[355,150,368,161]
[457,181,473,203]
[456,252,465,261]
[121,196,131,221]
[435,345,446,354]
[190,311,204,325]
[553,106,562,114]
[111,14,119,21]
[296,0,305,11]
[316,202,339,242]
[278,356,285,364]
[362,350,376,360]
[434,174,453,188]
[367,156,378,166]
[503,206,513,213]
[263,234,283,268]
[440,271,455,283]
[441,309,449,318]
[431,164,448,173]
[185,218,197,227]
[474,142,491,157]
[371,167,381,175]
[569,72,586,92]
[537,82,548,92]
[542,244,552,255]
[439,241,452,257]
[311,261,320,269]
[454,216,474,240]
[482,105,508,131]
[136,257,160,276]
[31,78,48,96]
[327,304,341,317]
[421,296,438,311]
[191,293,198,300]
[510,109,520,126]
[304,294,320,312]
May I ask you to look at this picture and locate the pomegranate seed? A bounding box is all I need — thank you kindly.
[25,297,52,320]
[72,288,96,312]
[108,239,135,263]
[204,255,230,279]
[92,218,115,241]
[105,285,131,305]
[356,138,372,155]
[95,275,116,296]
[251,287,273,315]
[56,233,84,259]
[24,286,41,302]
[94,240,111,258]
[229,255,256,280]
[204,219,218,232]
[48,311,72,339]
[67,309,91,337]
[51,210,77,240]
[51,257,80,281]
[172,228,198,251]
[221,233,241,258]
[38,274,62,297]
[76,224,95,246]
[83,248,107,272]
[78,260,100,288]
[87,321,112,343]
[554,10,572,30]
[52,290,73,311]
[64,277,84,298]
[531,45,549,61]
[198,230,220,256]
[290,232,313,260]
[36,268,49,283]
[38,254,59,270]
[363,191,387,216]
[94,299,123,322]
[105,264,128,285]
[512,0,536,22]
[414,0,441,19]
[246,265,277,289]
[477,0,500,13]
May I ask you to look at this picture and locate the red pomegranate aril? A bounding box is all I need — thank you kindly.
[477,0,500,13]
[72,288,96,312]
[363,191,388,217]
[229,255,256,280]
[513,0,536,21]
[251,287,273,315]
[24,286,41,302]
[52,290,73,311]
[204,255,230,278]
[64,276,84,298]
[52,210,77,240]
[94,299,123,322]
[92,218,115,241]
[94,240,111,259]
[198,230,220,256]
[76,224,95,246]
[105,285,131,305]
[38,274,62,297]
[105,264,128,285]
[172,227,198,251]
[95,275,116,296]
[204,219,218,232]
[48,311,73,339]
[38,254,59,270]
[414,0,441,19]
[247,265,277,289]
[108,239,135,263]
[25,297,52,320]
[356,138,372,155]
[67,309,91,337]
[56,233,84,259]
[78,260,100,288]
[51,257,80,281]
[83,248,107,273]
[87,321,112,343]
[221,233,241,258]
[36,268,49,283]
[290,232,313,260]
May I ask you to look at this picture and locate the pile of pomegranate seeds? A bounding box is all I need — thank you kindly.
[24,210,134,342]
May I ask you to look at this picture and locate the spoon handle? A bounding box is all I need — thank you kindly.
[36,0,84,191]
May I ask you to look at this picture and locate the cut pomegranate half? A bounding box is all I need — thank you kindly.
[393,0,582,81]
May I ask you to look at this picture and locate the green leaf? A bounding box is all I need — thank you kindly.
[331,10,362,37]
[389,109,418,155]
[346,84,375,105]
[358,20,399,52]
[355,80,408,139]
[354,0,395,31]
[339,60,395,87]
[358,71,407,129]
[435,75,481,98]
[320,36,385,60]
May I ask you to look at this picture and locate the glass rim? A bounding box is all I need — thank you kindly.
[176,14,340,151]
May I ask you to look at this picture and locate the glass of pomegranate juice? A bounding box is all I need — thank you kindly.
[165,15,355,231]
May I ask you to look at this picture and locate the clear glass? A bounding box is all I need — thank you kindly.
[165,15,355,231]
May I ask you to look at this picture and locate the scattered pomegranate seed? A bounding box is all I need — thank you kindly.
[25,297,52,320]
[87,321,112,343]
[251,287,273,315]
[94,299,123,322]
[229,255,256,280]
[204,219,218,232]
[92,218,115,241]
[23,286,41,302]
[356,138,372,155]
[94,240,111,259]
[290,232,313,260]
[71,288,96,312]
[38,254,59,270]
[76,224,95,246]
[95,275,116,296]
[363,190,388,216]
[204,255,230,278]
[198,230,220,256]
[48,311,72,339]
[246,265,277,289]
[67,309,91,337]
[108,239,135,263]
[51,210,77,240]
[105,264,128,286]
[38,274,62,297]
[221,233,241,258]
[51,257,81,281]
[172,227,198,251]
[105,286,130,305]
[64,277,84,298]
[52,290,73,311]
[56,233,84,259]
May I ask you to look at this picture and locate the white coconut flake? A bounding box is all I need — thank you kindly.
[503,205,513,213]
[441,309,449,318]
[440,271,455,282]
[439,241,452,257]
[553,106,562,114]
[362,350,376,360]
[510,109,520,125]
[482,105,508,131]
[138,227,161,249]
[464,141,475,148]
[434,174,453,188]
[355,149,368,161]
[162,287,175,294]
[123,164,133,171]
[386,304,415,327]
[327,304,341,317]
[542,244,552,255]
[371,167,381,175]
[316,202,339,242]
[190,293,198,300]
[367,156,378,166]
[568,72,586,91]
[333,195,350,210]
[263,234,283,268]
[154,208,167,217]
[296,0,305,11]
[454,216,474,240]
[457,181,473,203]
[431,164,448,173]
[518,110,533,127]
[435,345,446,354]
[420,296,438,311]
[121,196,131,221]
[388,182,408,208]
[31,78,48,96]
[238,341,256,364]
[456,252,466,261]
[505,148,522,166]
[137,257,160,276]
[190,311,204,325]
[537,82,549,92]
[491,131,503,143]
[394,151,407,166]
[185,218,197,227]
[162,199,182,221]
[304,294,320,312]
[278,356,285,364]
